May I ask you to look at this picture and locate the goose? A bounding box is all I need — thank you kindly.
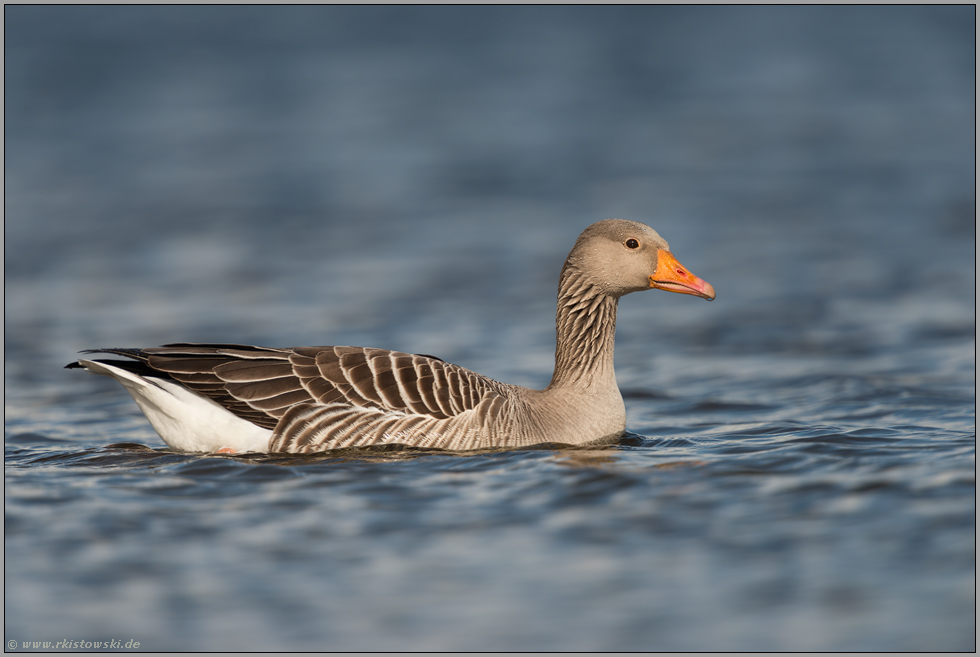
[68,219,715,454]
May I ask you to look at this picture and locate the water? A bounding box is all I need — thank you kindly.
[4,6,975,651]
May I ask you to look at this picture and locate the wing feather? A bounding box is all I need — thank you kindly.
[344,358,383,405]
[214,360,295,382]
[223,378,305,402]
[433,376,454,417]
[315,350,349,384]
[85,342,511,451]
[414,361,444,417]
[147,356,236,373]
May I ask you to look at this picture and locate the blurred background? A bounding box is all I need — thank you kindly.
[4,6,975,651]
[6,6,973,374]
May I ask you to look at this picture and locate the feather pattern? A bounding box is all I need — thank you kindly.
[69,219,715,453]
[79,343,513,452]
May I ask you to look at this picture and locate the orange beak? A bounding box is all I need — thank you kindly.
[649,250,716,300]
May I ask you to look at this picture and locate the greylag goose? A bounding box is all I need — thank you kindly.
[68,219,715,454]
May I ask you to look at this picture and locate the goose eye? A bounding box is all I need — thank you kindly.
[625,238,640,249]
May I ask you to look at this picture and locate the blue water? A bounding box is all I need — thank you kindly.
[4,6,975,651]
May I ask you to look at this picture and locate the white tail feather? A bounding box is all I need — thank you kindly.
[77,359,272,454]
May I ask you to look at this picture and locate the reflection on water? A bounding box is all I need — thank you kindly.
[4,5,975,652]
[553,449,620,468]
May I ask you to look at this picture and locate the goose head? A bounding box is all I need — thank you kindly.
[566,219,715,300]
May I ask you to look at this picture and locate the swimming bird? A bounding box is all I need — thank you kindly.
[68,219,715,454]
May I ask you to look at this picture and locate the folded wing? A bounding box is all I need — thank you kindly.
[128,343,508,451]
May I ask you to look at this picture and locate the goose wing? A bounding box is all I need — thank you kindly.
[131,343,507,448]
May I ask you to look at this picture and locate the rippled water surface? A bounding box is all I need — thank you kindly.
[5,6,976,651]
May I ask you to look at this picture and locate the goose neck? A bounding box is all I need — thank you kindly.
[547,264,620,391]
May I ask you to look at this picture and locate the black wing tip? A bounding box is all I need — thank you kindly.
[67,356,173,378]
[77,347,145,357]
[67,348,148,369]
[159,342,271,350]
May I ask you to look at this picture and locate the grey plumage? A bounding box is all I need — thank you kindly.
[70,219,715,453]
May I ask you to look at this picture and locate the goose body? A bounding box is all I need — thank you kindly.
[69,219,715,454]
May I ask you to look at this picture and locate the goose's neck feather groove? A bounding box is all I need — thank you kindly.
[547,262,619,393]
